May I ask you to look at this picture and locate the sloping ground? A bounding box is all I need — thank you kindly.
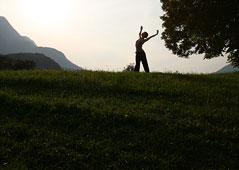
[216,64,239,73]
[6,53,62,70]
[0,71,239,169]
[0,16,82,70]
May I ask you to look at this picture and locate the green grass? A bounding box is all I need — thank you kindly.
[0,70,239,170]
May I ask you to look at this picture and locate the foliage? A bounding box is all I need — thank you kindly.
[160,0,239,67]
[0,55,13,69]
[0,55,36,70]
[12,60,36,70]
[0,70,239,169]
[123,63,135,72]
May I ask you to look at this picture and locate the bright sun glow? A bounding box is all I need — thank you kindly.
[20,0,69,25]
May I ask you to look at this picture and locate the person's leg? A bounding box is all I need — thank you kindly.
[134,53,141,72]
[142,52,150,73]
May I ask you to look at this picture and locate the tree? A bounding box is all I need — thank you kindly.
[0,55,13,69]
[13,60,36,70]
[123,63,135,72]
[0,55,36,70]
[160,0,239,67]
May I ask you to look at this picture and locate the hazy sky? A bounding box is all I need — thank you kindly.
[0,0,228,73]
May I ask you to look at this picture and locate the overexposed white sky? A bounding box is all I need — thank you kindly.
[0,0,228,73]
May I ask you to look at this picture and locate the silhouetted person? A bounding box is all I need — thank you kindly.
[134,26,159,73]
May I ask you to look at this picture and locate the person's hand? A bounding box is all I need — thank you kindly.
[156,30,159,35]
[140,26,143,30]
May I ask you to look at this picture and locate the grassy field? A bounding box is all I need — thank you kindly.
[0,70,239,170]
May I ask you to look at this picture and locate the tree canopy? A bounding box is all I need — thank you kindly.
[160,0,239,67]
[123,63,135,72]
[0,55,36,70]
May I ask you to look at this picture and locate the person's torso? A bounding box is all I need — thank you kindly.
[136,38,146,52]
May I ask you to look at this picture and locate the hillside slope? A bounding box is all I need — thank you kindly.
[216,64,239,73]
[0,16,82,70]
[0,71,239,169]
[6,53,62,70]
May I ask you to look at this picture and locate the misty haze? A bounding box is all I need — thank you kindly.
[0,0,239,169]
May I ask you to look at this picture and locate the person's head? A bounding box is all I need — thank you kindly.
[142,32,148,38]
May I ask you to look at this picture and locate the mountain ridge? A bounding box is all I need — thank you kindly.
[0,16,82,70]
[215,64,239,73]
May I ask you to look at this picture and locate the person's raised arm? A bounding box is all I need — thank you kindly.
[139,26,143,38]
[145,30,159,41]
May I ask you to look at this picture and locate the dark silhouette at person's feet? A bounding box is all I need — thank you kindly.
[134,26,159,73]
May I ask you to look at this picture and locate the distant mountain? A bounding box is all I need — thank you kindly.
[216,64,239,73]
[5,53,62,70]
[0,16,82,70]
